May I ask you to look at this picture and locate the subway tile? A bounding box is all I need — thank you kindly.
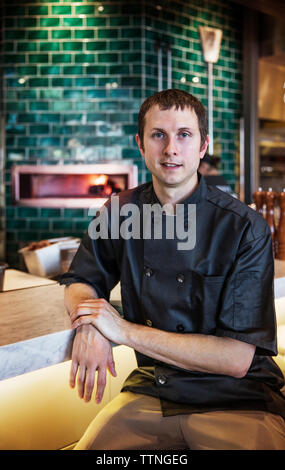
[17,18,37,28]
[29,220,50,230]
[40,66,61,75]
[6,101,26,112]
[17,42,37,52]
[75,53,95,63]
[85,65,107,75]
[17,66,37,75]
[97,53,119,63]
[28,6,49,16]
[51,77,73,87]
[62,17,83,27]
[74,30,94,39]
[52,30,72,39]
[38,113,61,123]
[52,5,72,15]
[28,30,49,40]
[98,29,119,39]
[109,40,129,51]
[52,54,72,64]
[86,17,107,27]
[29,102,49,111]
[40,137,61,147]
[18,137,38,147]
[75,5,95,15]
[62,65,83,75]
[29,54,49,64]
[17,90,37,99]
[86,41,107,51]
[30,125,50,135]
[40,208,62,218]
[63,89,84,99]
[52,220,74,230]
[40,17,60,27]
[51,101,73,111]
[62,42,83,52]
[40,89,62,99]
[17,207,39,218]
[40,42,60,52]
[64,208,85,218]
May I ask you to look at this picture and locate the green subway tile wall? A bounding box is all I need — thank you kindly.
[1,0,243,267]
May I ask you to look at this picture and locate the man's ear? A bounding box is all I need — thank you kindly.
[200,135,209,159]
[136,134,145,158]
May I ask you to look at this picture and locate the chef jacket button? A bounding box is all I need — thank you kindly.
[176,273,185,283]
[144,267,153,277]
[157,375,167,385]
[146,319,152,327]
[176,323,185,332]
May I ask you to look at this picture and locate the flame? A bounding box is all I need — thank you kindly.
[91,174,108,186]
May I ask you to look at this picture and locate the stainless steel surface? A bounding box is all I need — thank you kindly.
[167,46,172,89]
[157,47,163,92]
[199,26,222,156]
[208,62,214,156]
[239,117,245,202]
[259,59,285,121]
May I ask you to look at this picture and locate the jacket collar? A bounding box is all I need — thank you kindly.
[139,171,208,206]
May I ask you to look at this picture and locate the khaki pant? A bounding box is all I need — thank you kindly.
[74,391,285,450]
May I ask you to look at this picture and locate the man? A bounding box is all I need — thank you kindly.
[60,89,285,450]
[198,153,236,196]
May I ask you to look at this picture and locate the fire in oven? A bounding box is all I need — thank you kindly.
[12,164,138,208]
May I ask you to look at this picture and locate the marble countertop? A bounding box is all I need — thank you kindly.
[0,270,121,381]
[1,261,285,382]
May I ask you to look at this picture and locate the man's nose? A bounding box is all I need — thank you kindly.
[163,136,178,156]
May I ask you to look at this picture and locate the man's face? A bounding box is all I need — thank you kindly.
[136,105,208,192]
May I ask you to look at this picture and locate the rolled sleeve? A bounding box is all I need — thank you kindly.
[59,227,120,301]
[216,229,277,356]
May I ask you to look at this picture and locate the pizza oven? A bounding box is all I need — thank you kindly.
[11,163,138,208]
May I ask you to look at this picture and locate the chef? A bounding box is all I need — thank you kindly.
[60,89,285,450]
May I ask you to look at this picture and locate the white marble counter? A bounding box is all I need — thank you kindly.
[0,271,122,381]
[3,268,56,291]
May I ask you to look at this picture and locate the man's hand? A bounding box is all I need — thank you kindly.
[70,298,129,345]
[70,323,117,403]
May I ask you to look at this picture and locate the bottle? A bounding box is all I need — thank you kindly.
[252,187,265,217]
[265,188,277,257]
[276,189,285,260]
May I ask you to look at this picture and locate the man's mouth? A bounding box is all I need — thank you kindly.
[161,162,182,168]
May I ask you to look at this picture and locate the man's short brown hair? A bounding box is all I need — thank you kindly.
[138,89,208,150]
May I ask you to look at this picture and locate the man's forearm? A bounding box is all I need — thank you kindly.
[70,299,256,379]
[64,282,99,317]
[124,322,255,379]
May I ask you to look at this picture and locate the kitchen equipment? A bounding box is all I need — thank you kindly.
[19,237,80,278]
[199,26,223,156]
[277,189,285,260]
[0,262,8,292]
[265,187,278,257]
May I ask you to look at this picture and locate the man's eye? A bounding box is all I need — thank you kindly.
[180,132,190,138]
[153,132,164,138]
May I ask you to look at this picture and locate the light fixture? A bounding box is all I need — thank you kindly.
[192,76,199,83]
[180,76,186,83]
[98,5,104,12]
[18,77,27,84]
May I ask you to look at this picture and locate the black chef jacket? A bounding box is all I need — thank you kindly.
[60,172,285,420]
